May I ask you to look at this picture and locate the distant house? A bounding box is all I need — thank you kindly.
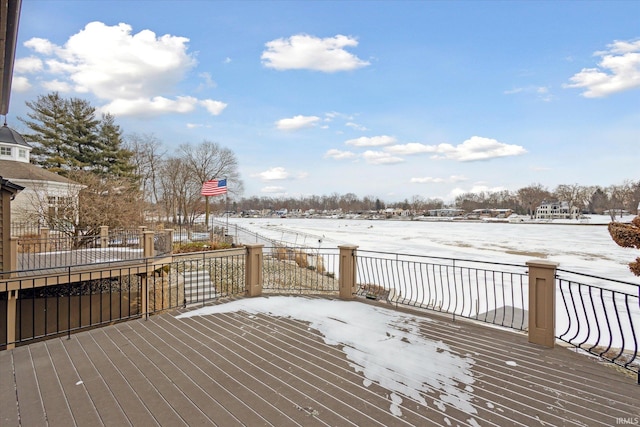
[0,125,83,225]
[535,201,579,220]
[470,208,513,218]
[428,208,465,217]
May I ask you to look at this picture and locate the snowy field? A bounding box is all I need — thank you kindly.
[201,216,639,404]
[224,215,640,285]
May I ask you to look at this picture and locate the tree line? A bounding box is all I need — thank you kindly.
[18,92,640,232]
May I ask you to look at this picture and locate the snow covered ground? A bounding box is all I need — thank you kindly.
[224,215,640,285]
[178,296,477,419]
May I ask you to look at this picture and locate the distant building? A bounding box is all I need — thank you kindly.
[428,208,465,217]
[535,201,579,220]
[470,208,513,218]
[0,125,83,224]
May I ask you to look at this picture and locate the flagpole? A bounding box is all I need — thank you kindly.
[205,195,210,229]
[225,177,229,237]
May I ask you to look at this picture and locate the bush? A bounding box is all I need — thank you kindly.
[173,241,232,254]
[609,215,640,276]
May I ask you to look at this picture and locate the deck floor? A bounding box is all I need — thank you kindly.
[1,296,638,426]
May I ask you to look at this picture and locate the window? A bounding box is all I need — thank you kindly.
[0,146,11,156]
[18,149,26,158]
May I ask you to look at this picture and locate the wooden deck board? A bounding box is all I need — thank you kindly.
[2,296,639,427]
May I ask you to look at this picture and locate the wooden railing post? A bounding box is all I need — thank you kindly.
[163,229,174,255]
[140,272,149,320]
[99,226,109,249]
[339,245,358,300]
[6,288,18,349]
[245,244,263,297]
[527,260,559,347]
[143,231,155,258]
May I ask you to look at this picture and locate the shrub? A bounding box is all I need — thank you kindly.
[173,241,233,254]
[608,215,640,276]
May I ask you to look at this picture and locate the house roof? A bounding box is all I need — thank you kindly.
[0,124,30,148]
[0,159,78,185]
[0,176,24,196]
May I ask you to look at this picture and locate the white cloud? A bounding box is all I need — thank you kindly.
[42,79,72,92]
[197,72,217,90]
[449,184,506,199]
[11,76,31,92]
[410,177,444,184]
[253,167,290,181]
[504,85,553,101]
[23,37,57,55]
[20,21,226,117]
[324,149,357,160]
[100,96,198,117]
[503,87,523,95]
[362,150,404,165]
[199,99,228,115]
[426,136,526,162]
[186,123,211,129]
[410,175,468,184]
[450,175,468,183]
[261,186,287,194]
[345,122,368,131]
[565,38,640,97]
[385,142,435,155]
[14,56,43,73]
[275,115,321,130]
[261,34,370,72]
[345,135,396,147]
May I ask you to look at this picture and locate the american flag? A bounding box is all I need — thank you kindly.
[201,179,227,196]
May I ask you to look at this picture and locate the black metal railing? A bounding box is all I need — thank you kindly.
[1,249,248,348]
[168,250,246,308]
[3,242,639,381]
[556,269,639,378]
[16,235,141,271]
[262,246,339,294]
[355,250,529,330]
[15,229,173,272]
[0,265,143,347]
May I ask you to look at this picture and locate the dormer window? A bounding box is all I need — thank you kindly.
[0,146,12,156]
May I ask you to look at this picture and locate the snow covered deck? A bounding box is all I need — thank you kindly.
[1,296,638,426]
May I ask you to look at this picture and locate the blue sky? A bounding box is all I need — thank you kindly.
[9,0,640,203]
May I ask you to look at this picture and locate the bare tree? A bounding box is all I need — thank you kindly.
[179,140,243,196]
[68,171,144,234]
[517,184,552,218]
[125,133,166,210]
[553,184,588,219]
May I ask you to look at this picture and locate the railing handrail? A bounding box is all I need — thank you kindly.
[357,249,528,269]
[557,267,640,288]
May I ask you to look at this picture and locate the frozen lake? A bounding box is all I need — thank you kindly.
[225,215,640,285]
[223,215,640,352]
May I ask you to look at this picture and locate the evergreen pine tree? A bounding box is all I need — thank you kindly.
[19,92,71,173]
[65,97,100,170]
[95,113,135,177]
